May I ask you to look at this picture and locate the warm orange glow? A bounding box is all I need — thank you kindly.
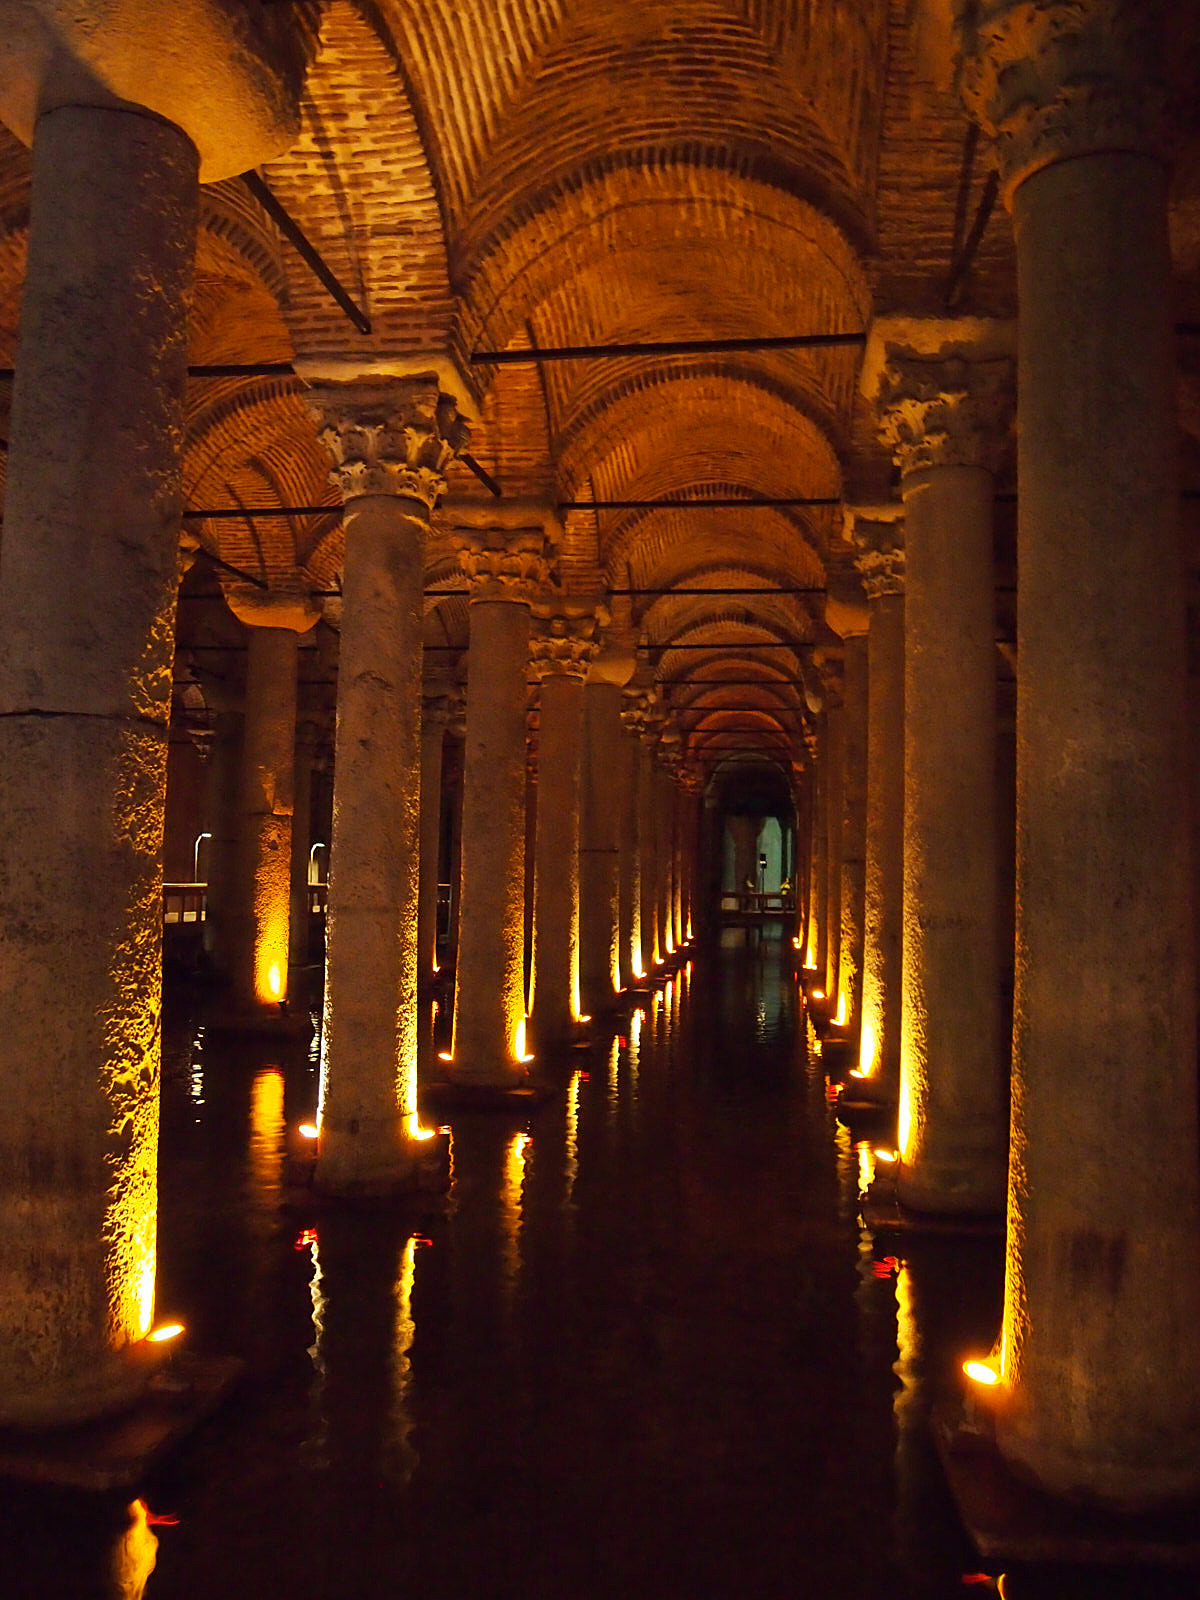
[857,1021,878,1078]
[963,1359,1000,1387]
[577,1014,592,1024]
[438,1050,453,1063]
[632,962,646,980]
[898,1077,913,1163]
[114,1499,159,1599]
[299,1122,319,1140]
[405,1114,438,1142]
[793,936,801,950]
[514,1016,535,1064]
[874,1148,898,1164]
[834,991,848,1027]
[147,1322,184,1344]
[812,988,824,1001]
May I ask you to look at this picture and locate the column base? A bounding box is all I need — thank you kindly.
[207,1003,313,1040]
[314,1123,451,1198]
[934,1401,1200,1562]
[862,1170,1003,1236]
[427,1072,552,1112]
[0,1350,243,1491]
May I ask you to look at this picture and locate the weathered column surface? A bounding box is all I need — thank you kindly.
[289,719,318,972]
[864,317,1011,1216]
[637,718,663,970]
[0,102,198,1425]
[579,644,635,1015]
[617,704,644,987]
[529,610,598,1049]
[448,520,550,1085]
[417,691,451,990]
[309,377,466,1194]
[655,732,680,958]
[848,514,905,1104]
[222,587,317,1026]
[202,706,243,975]
[958,0,1200,1505]
[822,691,844,1004]
[835,622,869,1037]
[808,732,828,975]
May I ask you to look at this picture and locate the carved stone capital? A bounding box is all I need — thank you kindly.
[308,377,469,511]
[861,317,1015,476]
[955,0,1172,202]
[846,507,907,601]
[457,529,554,601]
[621,684,658,735]
[677,761,706,795]
[528,607,605,682]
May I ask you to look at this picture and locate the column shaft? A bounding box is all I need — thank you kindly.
[531,672,586,1046]
[857,592,905,1099]
[289,725,316,971]
[0,105,197,1422]
[898,464,1004,1212]
[417,711,447,988]
[837,635,869,1032]
[451,600,531,1081]
[823,705,844,1001]
[618,724,643,985]
[579,680,624,1014]
[230,626,299,1016]
[999,148,1200,1501]
[638,739,661,968]
[318,496,426,1189]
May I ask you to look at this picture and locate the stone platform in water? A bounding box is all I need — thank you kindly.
[935,1405,1200,1567]
[862,1185,1003,1237]
[0,1352,243,1492]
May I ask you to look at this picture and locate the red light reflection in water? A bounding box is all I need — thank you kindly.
[578,1072,590,1082]
[412,1235,434,1249]
[872,1255,901,1280]
[135,1501,180,1528]
[293,1228,318,1251]
[824,1082,842,1104]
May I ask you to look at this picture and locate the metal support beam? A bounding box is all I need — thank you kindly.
[240,170,371,337]
[471,332,866,366]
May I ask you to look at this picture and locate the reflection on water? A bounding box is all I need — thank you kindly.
[5,941,1181,1599]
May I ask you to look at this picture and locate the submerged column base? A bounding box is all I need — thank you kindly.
[314,1116,450,1198]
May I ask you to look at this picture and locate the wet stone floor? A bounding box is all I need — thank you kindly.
[1,934,1193,1598]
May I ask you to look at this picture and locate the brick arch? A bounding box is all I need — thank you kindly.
[460,163,868,367]
[561,372,841,501]
[184,380,338,585]
[640,590,814,652]
[258,1,456,364]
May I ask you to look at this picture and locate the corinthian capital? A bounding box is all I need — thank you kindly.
[954,0,1172,200]
[860,316,1015,476]
[529,604,606,681]
[846,507,906,601]
[307,377,469,510]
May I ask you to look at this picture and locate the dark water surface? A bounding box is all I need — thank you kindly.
[0,936,1187,1598]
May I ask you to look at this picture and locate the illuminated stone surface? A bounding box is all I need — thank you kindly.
[0,104,196,1423]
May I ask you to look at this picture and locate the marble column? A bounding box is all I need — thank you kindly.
[308,377,467,1194]
[848,515,906,1104]
[957,0,1200,1503]
[617,707,644,986]
[822,691,844,1004]
[808,742,828,974]
[0,0,319,1418]
[417,692,451,990]
[529,610,599,1048]
[836,631,869,1035]
[202,707,243,976]
[579,643,636,1016]
[289,719,318,973]
[863,317,1012,1215]
[637,721,662,969]
[223,587,318,1026]
[447,520,550,1085]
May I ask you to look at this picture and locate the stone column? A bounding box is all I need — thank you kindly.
[289,719,318,973]
[417,692,451,990]
[222,586,318,1026]
[637,720,662,969]
[308,377,467,1194]
[822,689,844,1003]
[0,0,320,1421]
[447,519,551,1086]
[862,317,1012,1215]
[655,731,680,957]
[808,739,828,974]
[617,704,644,986]
[202,707,243,976]
[529,609,599,1048]
[836,626,869,1035]
[848,514,906,1103]
[579,643,636,1016]
[956,0,1200,1503]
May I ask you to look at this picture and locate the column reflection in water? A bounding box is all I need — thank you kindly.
[606,1030,620,1120]
[110,1500,158,1600]
[389,1232,420,1486]
[502,1128,530,1304]
[249,1067,285,1207]
[628,1004,643,1098]
[565,1067,581,1207]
